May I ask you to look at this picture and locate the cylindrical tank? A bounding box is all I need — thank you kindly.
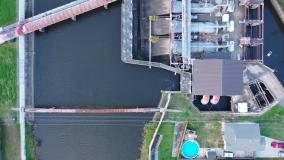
[191,22,218,34]
[173,20,182,33]
[191,3,217,13]
[191,42,217,53]
[172,1,182,13]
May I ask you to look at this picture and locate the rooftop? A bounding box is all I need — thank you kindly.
[192,59,243,96]
[224,122,265,152]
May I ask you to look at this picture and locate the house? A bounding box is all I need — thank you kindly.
[223,122,265,154]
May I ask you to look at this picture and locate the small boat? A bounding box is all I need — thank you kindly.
[210,96,220,105]
[201,95,210,105]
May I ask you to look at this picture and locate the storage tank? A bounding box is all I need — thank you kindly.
[191,42,217,53]
[172,1,182,13]
[191,3,217,13]
[191,22,218,34]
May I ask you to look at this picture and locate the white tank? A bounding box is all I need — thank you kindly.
[191,22,218,34]
[191,42,217,53]
[191,3,217,13]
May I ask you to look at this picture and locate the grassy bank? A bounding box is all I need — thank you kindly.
[0,0,20,159]
[0,0,16,26]
[140,123,157,160]
[0,42,20,160]
[0,43,17,110]
[26,124,37,160]
[158,124,175,160]
[140,123,175,160]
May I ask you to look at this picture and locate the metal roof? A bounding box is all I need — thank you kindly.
[192,59,243,96]
[224,122,265,152]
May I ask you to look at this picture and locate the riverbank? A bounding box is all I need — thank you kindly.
[25,124,37,160]
[0,42,19,159]
[271,0,284,24]
[0,1,19,156]
[0,1,28,160]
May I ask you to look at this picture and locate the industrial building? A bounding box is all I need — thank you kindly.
[138,0,267,110]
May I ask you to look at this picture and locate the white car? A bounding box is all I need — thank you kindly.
[280,151,284,157]
[224,152,234,158]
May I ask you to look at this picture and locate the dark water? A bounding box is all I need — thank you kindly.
[33,0,179,160]
[34,1,179,108]
[33,113,153,160]
[264,1,284,85]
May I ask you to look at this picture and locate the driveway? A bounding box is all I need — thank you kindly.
[255,136,282,158]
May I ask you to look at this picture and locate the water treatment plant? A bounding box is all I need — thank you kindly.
[1,0,284,159]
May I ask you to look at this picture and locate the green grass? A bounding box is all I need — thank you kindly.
[140,123,158,160]
[0,42,19,160]
[140,123,176,160]
[165,94,231,122]
[0,0,19,159]
[26,124,37,160]
[158,124,175,160]
[239,105,284,141]
[0,43,17,112]
[187,122,222,148]
[167,94,284,141]
[0,0,16,26]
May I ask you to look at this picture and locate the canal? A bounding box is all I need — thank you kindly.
[32,0,179,160]
[264,1,284,85]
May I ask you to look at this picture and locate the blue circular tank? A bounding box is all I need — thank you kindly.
[181,140,200,159]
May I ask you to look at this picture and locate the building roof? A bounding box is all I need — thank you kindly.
[224,122,265,152]
[192,59,243,96]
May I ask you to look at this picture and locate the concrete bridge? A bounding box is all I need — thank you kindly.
[0,0,117,45]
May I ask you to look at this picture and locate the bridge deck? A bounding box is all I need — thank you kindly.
[0,0,117,44]
[24,107,161,113]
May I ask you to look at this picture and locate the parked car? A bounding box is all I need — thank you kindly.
[224,151,234,158]
[271,142,284,149]
[280,151,284,157]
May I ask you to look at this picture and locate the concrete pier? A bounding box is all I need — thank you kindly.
[121,0,191,94]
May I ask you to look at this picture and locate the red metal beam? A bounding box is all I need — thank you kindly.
[24,108,161,113]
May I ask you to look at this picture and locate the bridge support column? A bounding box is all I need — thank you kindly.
[71,16,77,21]
[104,4,108,9]
[39,28,45,32]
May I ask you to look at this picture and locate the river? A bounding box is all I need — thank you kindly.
[33,0,179,159]
[32,1,284,160]
[264,1,284,85]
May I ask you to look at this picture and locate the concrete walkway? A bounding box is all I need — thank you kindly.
[19,0,26,159]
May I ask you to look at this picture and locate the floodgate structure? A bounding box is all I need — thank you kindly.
[0,0,284,159]
[137,0,284,114]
